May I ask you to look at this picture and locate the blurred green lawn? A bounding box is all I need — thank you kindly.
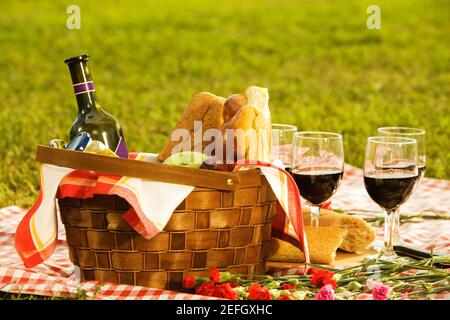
[0,0,449,207]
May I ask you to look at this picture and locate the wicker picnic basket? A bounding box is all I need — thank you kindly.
[36,146,277,290]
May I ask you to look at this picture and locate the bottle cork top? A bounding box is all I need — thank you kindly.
[64,54,89,64]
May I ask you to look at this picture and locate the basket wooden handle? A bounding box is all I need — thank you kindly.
[36,145,241,191]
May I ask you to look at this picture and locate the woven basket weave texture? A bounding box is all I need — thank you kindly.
[58,171,277,290]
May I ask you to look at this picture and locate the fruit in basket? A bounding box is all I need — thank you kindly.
[199,152,245,172]
[163,151,208,169]
[200,157,235,172]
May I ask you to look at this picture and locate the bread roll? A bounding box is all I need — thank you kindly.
[158,92,225,161]
[221,87,271,162]
[303,209,375,253]
[267,226,347,264]
[223,94,247,123]
[222,105,257,159]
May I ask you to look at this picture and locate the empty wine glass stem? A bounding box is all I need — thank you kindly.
[310,205,320,227]
[392,208,402,245]
[384,210,396,257]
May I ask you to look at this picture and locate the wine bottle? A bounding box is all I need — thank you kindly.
[64,54,128,158]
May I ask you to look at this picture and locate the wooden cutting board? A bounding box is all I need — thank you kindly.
[266,248,378,268]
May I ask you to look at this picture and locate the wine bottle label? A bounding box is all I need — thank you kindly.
[73,81,95,95]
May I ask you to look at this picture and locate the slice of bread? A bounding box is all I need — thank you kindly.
[267,226,347,264]
[303,209,376,253]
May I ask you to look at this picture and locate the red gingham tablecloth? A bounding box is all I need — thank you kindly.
[1,165,449,300]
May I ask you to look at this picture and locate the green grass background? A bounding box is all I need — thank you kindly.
[0,0,449,208]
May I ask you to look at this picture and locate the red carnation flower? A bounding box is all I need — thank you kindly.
[195,281,215,296]
[321,277,337,289]
[277,294,294,300]
[308,267,319,275]
[209,267,221,283]
[281,283,297,290]
[213,283,238,300]
[311,269,336,289]
[183,274,197,289]
[248,283,272,300]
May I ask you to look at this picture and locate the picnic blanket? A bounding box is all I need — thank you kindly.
[1,164,449,299]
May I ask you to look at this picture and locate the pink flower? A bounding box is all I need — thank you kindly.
[364,278,391,300]
[372,283,391,300]
[315,284,335,300]
[365,278,379,290]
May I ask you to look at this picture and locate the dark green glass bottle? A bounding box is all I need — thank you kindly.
[65,54,127,157]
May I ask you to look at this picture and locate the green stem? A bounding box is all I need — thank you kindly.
[408,285,450,297]
[390,274,448,282]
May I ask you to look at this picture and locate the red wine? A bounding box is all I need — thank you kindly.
[376,162,425,180]
[292,168,343,206]
[364,171,417,211]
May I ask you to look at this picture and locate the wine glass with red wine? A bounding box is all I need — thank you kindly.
[377,127,426,245]
[291,132,344,227]
[364,136,418,258]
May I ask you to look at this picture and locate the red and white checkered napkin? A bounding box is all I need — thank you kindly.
[1,165,450,300]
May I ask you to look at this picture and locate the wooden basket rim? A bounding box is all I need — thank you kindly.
[36,145,263,191]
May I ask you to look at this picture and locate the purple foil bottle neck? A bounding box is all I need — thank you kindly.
[73,81,95,95]
[115,136,129,159]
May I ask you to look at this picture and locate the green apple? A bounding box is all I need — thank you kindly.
[163,151,208,169]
